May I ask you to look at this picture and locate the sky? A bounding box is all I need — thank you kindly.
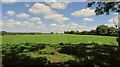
[1,2,118,33]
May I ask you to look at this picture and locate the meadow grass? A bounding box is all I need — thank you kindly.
[2,34,119,65]
[2,34,118,46]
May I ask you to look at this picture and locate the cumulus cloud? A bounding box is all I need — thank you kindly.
[82,18,94,22]
[2,19,21,27]
[37,21,42,24]
[16,13,30,18]
[83,23,86,24]
[104,23,115,27]
[29,3,55,15]
[3,19,97,33]
[71,8,95,17]
[108,16,118,27]
[108,16,118,24]
[62,21,97,32]
[6,11,15,16]
[50,24,58,27]
[2,19,36,28]
[66,22,83,30]
[44,14,69,23]
[22,21,35,28]
[114,13,118,15]
[29,17,40,21]
[50,2,69,9]
[2,0,16,4]
[25,4,30,7]
[2,16,8,19]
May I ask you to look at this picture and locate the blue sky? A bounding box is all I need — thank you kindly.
[1,2,117,33]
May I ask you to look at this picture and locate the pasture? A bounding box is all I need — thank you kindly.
[2,34,120,66]
[2,34,118,45]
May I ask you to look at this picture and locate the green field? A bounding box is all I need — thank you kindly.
[2,34,120,66]
[2,34,118,45]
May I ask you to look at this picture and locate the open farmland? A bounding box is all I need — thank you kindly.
[2,34,118,45]
[2,34,120,67]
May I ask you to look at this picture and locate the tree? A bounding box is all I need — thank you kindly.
[81,31,89,35]
[89,30,96,34]
[50,32,54,34]
[74,30,80,34]
[88,2,120,15]
[0,31,7,35]
[96,25,109,35]
[87,2,120,50]
[64,31,69,34]
[106,27,117,35]
[69,30,75,34]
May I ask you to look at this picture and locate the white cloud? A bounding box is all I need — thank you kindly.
[44,0,57,2]
[29,17,40,21]
[104,23,115,27]
[16,13,30,18]
[50,2,69,9]
[24,21,29,24]
[108,16,118,24]
[2,19,98,33]
[2,16,8,19]
[107,16,118,27]
[50,24,58,27]
[114,13,118,15]
[82,18,94,22]
[2,0,16,4]
[29,3,55,15]
[6,11,15,16]
[83,23,86,24]
[29,3,69,23]
[44,14,69,23]
[66,22,80,30]
[37,22,42,24]
[71,8,95,17]
[3,19,21,27]
[2,19,36,28]
[22,21,35,28]
[35,23,46,30]
[25,4,30,7]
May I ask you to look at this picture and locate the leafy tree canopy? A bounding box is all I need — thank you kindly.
[88,2,120,15]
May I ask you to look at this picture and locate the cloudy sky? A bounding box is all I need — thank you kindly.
[1,2,118,33]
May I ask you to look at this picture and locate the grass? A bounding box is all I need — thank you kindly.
[2,34,118,46]
[2,34,120,66]
[28,45,75,63]
[2,34,120,67]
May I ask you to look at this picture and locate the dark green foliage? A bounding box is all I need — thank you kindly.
[64,25,117,36]
[50,32,54,34]
[2,43,47,66]
[2,42,120,66]
[59,43,120,67]
[96,25,117,35]
[0,31,7,35]
[2,43,45,54]
[88,2,120,15]
[81,31,89,35]
[89,30,97,34]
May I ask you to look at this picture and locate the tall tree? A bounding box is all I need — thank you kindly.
[88,2,120,15]
[88,2,120,50]
[96,25,109,34]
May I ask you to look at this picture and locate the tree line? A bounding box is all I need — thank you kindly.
[0,25,118,36]
[0,31,48,35]
[64,25,118,36]
[0,31,62,35]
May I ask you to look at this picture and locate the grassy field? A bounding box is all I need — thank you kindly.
[2,34,120,66]
[2,34,118,45]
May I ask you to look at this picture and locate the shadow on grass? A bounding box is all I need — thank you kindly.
[58,43,120,67]
[2,42,120,67]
